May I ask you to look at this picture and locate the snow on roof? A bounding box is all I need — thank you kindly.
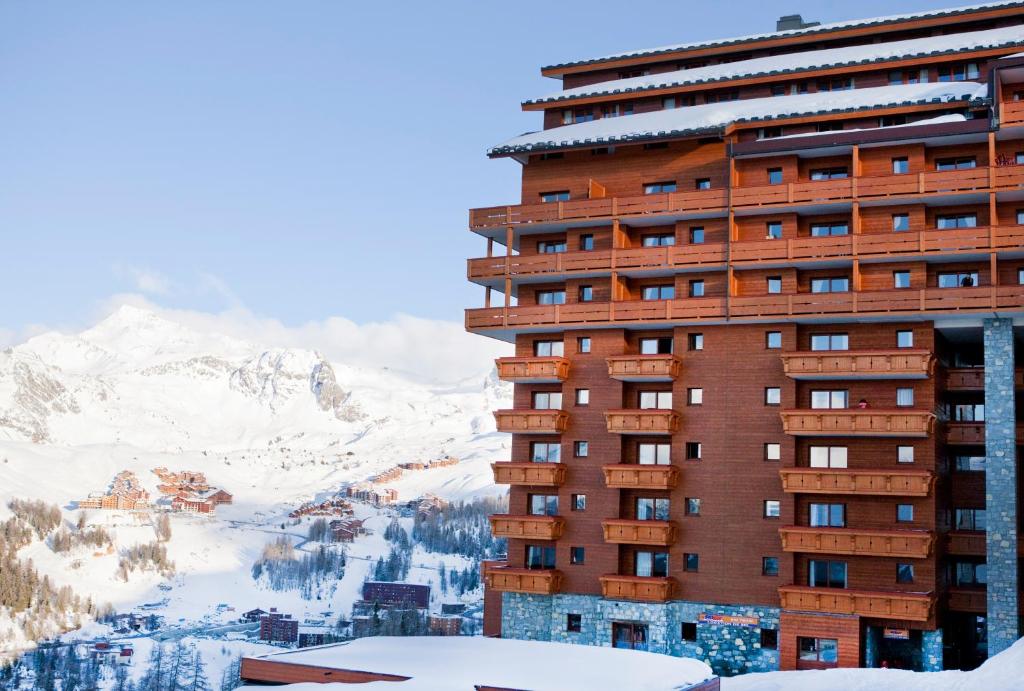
[248,636,714,690]
[493,82,987,155]
[543,1,1024,71]
[766,112,968,141]
[528,24,1024,106]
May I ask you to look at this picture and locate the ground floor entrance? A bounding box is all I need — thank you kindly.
[868,626,924,670]
[612,622,649,651]
[944,613,988,670]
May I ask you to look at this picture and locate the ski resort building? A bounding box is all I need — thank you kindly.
[468,2,1024,675]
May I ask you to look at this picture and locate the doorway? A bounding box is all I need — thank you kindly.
[612,622,649,651]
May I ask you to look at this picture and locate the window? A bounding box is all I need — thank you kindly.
[662,96,677,110]
[938,271,979,288]
[570,548,585,566]
[898,446,914,464]
[954,456,985,472]
[640,337,673,355]
[578,285,593,302]
[799,637,839,665]
[950,403,985,422]
[681,622,697,642]
[954,508,986,531]
[758,127,783,140]
[896,504,914,523]
[764,500,781,518]
[642,285,675,300]
[810,277,849,293]
[539,152,564,160]
[579,234,594,251]
[954,561,987,587]
[571,494,587,511]
[574,441,589,458]
[532,392,563,410]
[688,333,704,351]
[896,330,914,348]
[809,503,846,528]
[575,388,590,406]
[685,442,702,460]
[684,553,699,572]
[765,443,781,462]
[531,442,561,463]
[880,115,907,128]
[526,545,556,569]
[540,191,570,203]
[644,181,677,194]
[765,388,781,406]
[567,613,582,631]
[811,390,848,409]
[695,178,711,190]
[768,168,784,185]
[1018,209,1024,225]
[689,280,705,298]
[688,388,703,405]
[1019,268,1024,286]
[762,557,779,577]
[816,121,842,133]
[705,90,739,103]
[935,157,976,171]
[766,277,782,294]
[810,333,848,351]
[937,62,979,82]
[638,443,671,465]
[529,494,559,516]
[634,551,669,577]
[810,223,848,237]
[892,157,909,174]
[896,388,914,407]
[809,167,849,181]
[639,391,672,409]
[936,214,977,229]
[689,227,705,244]
[538,240,567,254]
[766,221,783,239]
[685,498,701,516]
[892,213,911,232]
[636,497,670,521]
[603,102,634,117]
[537,290,566,305]
[817,77,853,91]
[897,563,915,584]
[808,560,847,588]
[810,446,847,469]
[534,340,564,357]
[642,233,676,247]
[893,270,911,289]
[578,337,591,354]
[766,331,783,349]
[643,142,669,150]
[591,147,612,155]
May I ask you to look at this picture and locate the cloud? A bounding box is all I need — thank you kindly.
[114,265,173,296]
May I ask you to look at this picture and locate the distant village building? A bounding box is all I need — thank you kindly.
[329,518,365,543]
[242,608,268,623]
[361,582,430,609]
[343,483,398,506]
[259,608,298,643]
[297,626,336,648]
[428,614,462,636]
[76,471,150,511]
[288,497,353,519]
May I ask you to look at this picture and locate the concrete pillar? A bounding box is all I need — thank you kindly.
[984,317,1020,655]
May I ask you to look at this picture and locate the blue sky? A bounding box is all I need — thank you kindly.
[0,0,968,356]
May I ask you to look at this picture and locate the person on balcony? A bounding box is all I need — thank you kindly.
[857,399,870,409]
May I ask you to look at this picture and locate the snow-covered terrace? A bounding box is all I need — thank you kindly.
[527,24,1024,106]
[492,82,988,156]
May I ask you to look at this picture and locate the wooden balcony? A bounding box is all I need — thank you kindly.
[468,244,727,281]
[602,519,677,546]
[495,356,569,383]
[777,585,935,622]
[947,531,986,557]
[780,410,935,437]
[484,567,563,595]
[780,350,934,380]
[946,368,1024,391]
[602,464,680,490]
[599,575,677,602]
[605,409,680,435]
[606,355,682,382]
[779,526,935,559]
[493,409,568,434]
[1002,100,1024,126]
[947,588,987,613]
[491,462,566,487]
[466,298,727,331]
[946,422,985,445]
[488,515,565,540]
[778,468,935,497]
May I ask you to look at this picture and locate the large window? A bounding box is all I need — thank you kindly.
[936,214,977,229]
[635,551,669,577]
[636,497,670,521]
[644,181,677,194]
[638,443,671,465]
[935,157,976,171]
[526,545,556,569]
[809,503,845,528]
[537,290,566,305]
[528,494,559,516]
[798,637,839,665]
[537,240,567,254]
[639,391,673,409]
[810,390,848,409]
[810,333,848,351]
[810,223,849,237]
[950,403,985,421]
[954,508,987,531]
[810,277,849,293]
[532,392,563,410]
[642,285,675,301]
[809,446,847,468]
[937,62,980,81]
[531,442,561,463]
[540,191,570,203]
[954,562,987,587]
[938,271,978,288]
[534,340,564,357]
[640,337,673,355]
[808,560,847,588]
[809,167,849,181]
[642,234,675,247]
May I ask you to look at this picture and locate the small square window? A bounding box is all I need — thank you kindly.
[898,445,914,464]
[896,563,914,584]
[1017,209,1024,225]
[896,330,913,348]
[684,553,699,572]
[681,622,697,642]
[688,388,703,405]
[575,389,590,406]
[695,178,711,190]
[765,388,781,406]
[764,500,781,518]
[688,333,704,351]
[897,504,914,522]
[893,271,911,289]
[690,227,705,244]
[1019,268,1024,286]
[574,441,589,458]
[578,285,593,302]
[570,547,586,566]
[766,222,783,239]
[578,337,592,354]
[686,498,701,516]
[893,214,910,232]
[760,629,778,650]
[892,157,909,175]
[766,332,782,349]
[765,443,781,462]
[580,234,594,251]
[571,494,586,511]
[684,442,702,460]
[896,388,914,407]
[762,557,779,576]
[768,168,784,185]
[689,280,705,298]
[567,613,582,632]
[767,277,783,294]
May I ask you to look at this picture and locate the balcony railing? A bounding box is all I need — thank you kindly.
[947,588,987,613]
[602,464,680,490]
[488,515,565,540]
[606,355,682,382]
[780,409,935,437]
[484,567,563,595]
[602,519,677,546]
[466,297,726,331]
[777,585,935,622]
[944,368,1024,390]
[780,350,934,380]
[468,244,727,280]
[599,575,677,602]
[946,422,985,445]
[778,526,935,558]
[491,462,567,487]
[947,531,986,557]
[778,468,935,497]
[605,409,681,435]
[495,356,570,383]
[493,409,568,434]
[1002,100,1024,126]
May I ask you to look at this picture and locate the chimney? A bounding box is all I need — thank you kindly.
[776,14,820,31]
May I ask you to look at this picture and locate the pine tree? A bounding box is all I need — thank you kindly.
[185,649,211,691]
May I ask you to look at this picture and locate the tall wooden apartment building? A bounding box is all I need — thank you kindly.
[467,1,1024,675]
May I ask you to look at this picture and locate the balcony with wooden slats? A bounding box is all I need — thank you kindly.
[602,464,680,490]
[778,585,935,622]
[484,567,563,595]
[947,531,986,557]
[947,588,987,613]
[599,575,677,603]
[778,526,935,559]
[945,368,1024,390]
[493,409,569,434]
[491,462,567,487]
[495,357,569,383]
[488,515,565,540]
[606,354,682,382]
[602,519,677,546]
[605,409,681,435]
[780,350,934,380]
[946,422,985,445]
[778,468,935,497]
[780,410,935,437]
